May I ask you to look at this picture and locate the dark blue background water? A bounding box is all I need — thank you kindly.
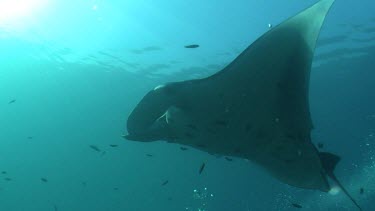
[0,0,374,210]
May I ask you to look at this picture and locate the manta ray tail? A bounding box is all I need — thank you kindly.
[319,152,362,211]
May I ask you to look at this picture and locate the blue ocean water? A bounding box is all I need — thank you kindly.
[0,0,374,210]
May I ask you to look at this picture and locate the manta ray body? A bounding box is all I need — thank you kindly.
[125,0,362,209]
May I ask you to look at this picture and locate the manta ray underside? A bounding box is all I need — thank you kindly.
[124,0,362,210]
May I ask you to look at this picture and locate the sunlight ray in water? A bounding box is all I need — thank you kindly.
[0,0,48,27]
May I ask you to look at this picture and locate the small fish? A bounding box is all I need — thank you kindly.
[146,154,153,157]
[234,148,242,154]
[291,203,302,208]
[185,44,199,49]
[41,178,48,182]
[27,136,33,140]
[317,142,324,149]
[225,157,233,161]
[89,145,101,152]
[199,162,206,175]
[206,127,217,134]
[215,120,228,127]
[196,144,206,148]
[161,180,169,186]
[81,181,87,187]
[360,187,364,194]
[268,23,273,28]
[8,99,16,104]
[4,177,12,181]
[113,187,119,191]
[185,132,194,138]
[186,124,198,130]
[180,147,188,151]
[54,205,58,211]
[1,171,6,174]
[245,123,252,131]
[109,144,118,147]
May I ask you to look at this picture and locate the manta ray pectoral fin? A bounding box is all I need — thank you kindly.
[319,152,362,211]
[319,152,341,177]
[280,0,335,52]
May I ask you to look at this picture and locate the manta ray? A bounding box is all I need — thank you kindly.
[124,0,362,210]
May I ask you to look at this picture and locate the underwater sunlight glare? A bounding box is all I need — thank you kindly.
[0,0,47,25]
